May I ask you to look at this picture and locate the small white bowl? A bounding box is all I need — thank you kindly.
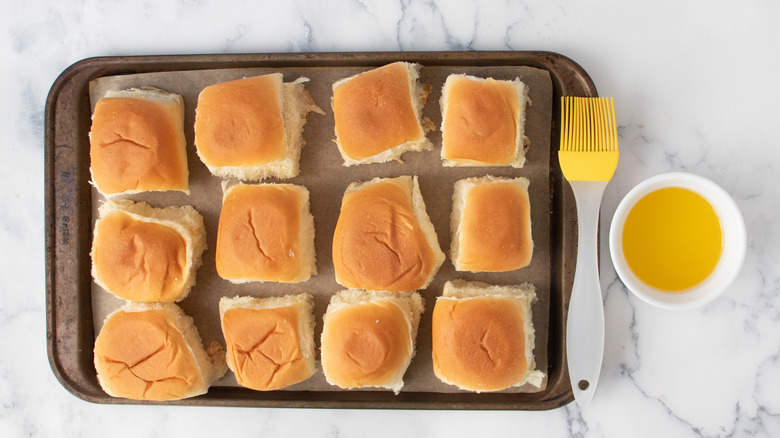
[609,172,746,309]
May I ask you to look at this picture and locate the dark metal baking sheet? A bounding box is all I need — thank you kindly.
[45,51,596,410]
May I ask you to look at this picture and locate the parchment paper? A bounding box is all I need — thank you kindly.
[89,63,553,394]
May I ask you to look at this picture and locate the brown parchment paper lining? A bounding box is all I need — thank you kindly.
[88,64,553,394]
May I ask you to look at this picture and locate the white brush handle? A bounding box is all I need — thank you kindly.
[566,180,607,405]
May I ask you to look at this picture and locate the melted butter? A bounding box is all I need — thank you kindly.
[622,187,723,292]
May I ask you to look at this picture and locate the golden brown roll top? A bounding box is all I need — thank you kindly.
[332,175,444,292]
[93,302,227,401]
[89,87,189,196]
[195,73,323,180]
[320,290,424,393]
[215,183,316,283]
[332,62,431,165]
[440,74,530,167]
[219,294,316,391]
[431,280,544,392]
[196,73,286,167]
[91,199,206,303]
[451,176,533,272]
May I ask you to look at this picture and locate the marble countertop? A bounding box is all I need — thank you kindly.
[3,0,779,436]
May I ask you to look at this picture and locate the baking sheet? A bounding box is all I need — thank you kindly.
[88,64,553,394]
[46,51,598,409]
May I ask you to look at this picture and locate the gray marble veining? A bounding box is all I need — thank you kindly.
[2,0,779,436]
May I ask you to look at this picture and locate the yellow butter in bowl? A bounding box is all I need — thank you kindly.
[610,173,745,309]
[622,187,723,292]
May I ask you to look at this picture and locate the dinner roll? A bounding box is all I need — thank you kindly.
[431,280,545,392]
[89,87,189,196]
[194,73,323,180]
[440,74,530,167]
[215,182,316,283]
[450,176,533,272]
[332,62,432,165]
[91,199,206,303]
[219,294,316,391]
[320,290,424,394]
[332,175,444,292]
[93,302,227,401]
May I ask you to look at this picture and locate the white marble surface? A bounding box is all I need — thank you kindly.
[2,0,779,436]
